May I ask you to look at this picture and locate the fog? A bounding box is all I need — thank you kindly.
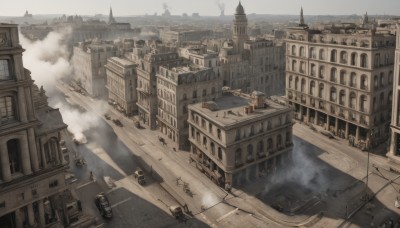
[20,29,107,143]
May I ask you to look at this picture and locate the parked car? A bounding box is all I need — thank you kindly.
[95,193,113,219]
[113,119,123,127]
[134,168,145,185]
[320,131,335,139]
[104,114,111,120]
[169,205,183,219]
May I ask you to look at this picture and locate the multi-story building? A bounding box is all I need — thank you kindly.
[105,57,137,116]
[157,65,221,149]
[0,24,78,227]
[285,13,395,149]
[160,29,213,44]
[388,30,400,161]
[188,90,293,187]
[72,39,120,97]
[136,45,181,129]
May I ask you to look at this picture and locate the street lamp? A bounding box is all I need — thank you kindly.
[366,129,374,189]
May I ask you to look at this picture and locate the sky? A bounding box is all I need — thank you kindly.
[1,0,400,17]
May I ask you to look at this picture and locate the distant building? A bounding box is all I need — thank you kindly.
[285,9,395,149]
[160,29,213,44]
[157,65,221,149]
[0,23,90,228]
[188,90,293,187]
[23,10,32,18]
[72,39,120,97]
[105,57,138,116]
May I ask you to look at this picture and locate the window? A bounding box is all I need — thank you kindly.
[360,53,368,68]
[292,60,297,71]
[247,144,254,162]
[202,89,206,97]
[319,49,325,60]
[203,136,207,148]
[299,46,305,57]
[350,73,357,87]
[288,75,293,88]
[374,54,380,67]
[310,64,316,76]
[330,68,337,82]
[295,77,299,90]
[374,75,378,89]
[182,93,187,100]
[351,53,357,66]
[49,180,58,188]
[217,129,221,139]
[361,75,368,90]
[310,47,316,58]
[330,50,337,62]
[235,148,242,166]
[340,51,347,64]
[210,142,215,155]
[319,66,325,79]
[339,90,345,105]
[349,92,356,109]
[301,79,306,92]
[340,70,346,85]
[0,60,10,80]
[257,141,264,157]
[218,148,222,160]
[360,95,367,112]
[208,123,212,133]
[318,83,324,98]
[0,96,15,124]
[310,81,316,96]
[7,139,21,174]
[380,73,385,87]
[193,90,197,98]
[211,87,216,95]
[330,87,337,102]
[291,45,297,55]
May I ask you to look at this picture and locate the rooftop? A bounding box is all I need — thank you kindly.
[109,57,135,67]
[189,91,290,128]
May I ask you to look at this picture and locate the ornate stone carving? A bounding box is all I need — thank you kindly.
[0,33,7,47]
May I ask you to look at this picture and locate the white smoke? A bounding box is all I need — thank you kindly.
[20,28,72,95]
[20,28,107,143]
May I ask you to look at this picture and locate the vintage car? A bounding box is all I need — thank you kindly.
[134,168,145,185]
[95,193,113,219]
[113,119,123,127]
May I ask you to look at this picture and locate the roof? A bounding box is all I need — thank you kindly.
[235,2,245,15]
[189,94,290,128]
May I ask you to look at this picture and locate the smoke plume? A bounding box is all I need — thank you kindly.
[162,2,169,11]
[216,0,225,12]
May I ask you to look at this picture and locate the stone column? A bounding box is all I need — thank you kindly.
[314,111,319,125]
[355,126,360,142]
[20,135,32,175]
[390,132,397,155]
[38,199,46,226]
[15,208,24,228]
[27,203,36,227]
[17,86,28,123]
[326,115,330,130]
[306,108,310,123]
[24,87,34,121]
[335,118,339,135]
[27,128,39,172]
[0,142,11,182]
[40,138,47,169]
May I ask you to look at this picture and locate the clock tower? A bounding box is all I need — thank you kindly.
[232,1,248,54]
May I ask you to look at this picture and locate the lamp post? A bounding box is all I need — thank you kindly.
[366,129,374,189]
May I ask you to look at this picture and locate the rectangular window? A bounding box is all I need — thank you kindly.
[49,180,58,188]
[0,60,10,80]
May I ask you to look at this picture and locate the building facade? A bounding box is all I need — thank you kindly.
[72,39,120,97]
[105,57,137,116]
[135,45,181,129]
[157,65,221,149]
[188,90,293,187]
[388,30,400,161]
[0,24,77,228]
[285,21,395,149]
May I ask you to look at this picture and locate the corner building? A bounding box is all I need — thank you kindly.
[0,24,72,227]
[285,22,395,148]
[188,90,293,187]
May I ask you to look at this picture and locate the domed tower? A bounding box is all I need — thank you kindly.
[232,1,248,54]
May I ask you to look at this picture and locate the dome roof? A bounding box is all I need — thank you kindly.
[235,2,245,15]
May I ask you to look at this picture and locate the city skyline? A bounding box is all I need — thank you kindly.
[2,0,400,17]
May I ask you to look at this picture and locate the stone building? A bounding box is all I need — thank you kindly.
[388,30,400,161]
[285,12,395,149]
[188,90,293,187]
[0,24,80,228]
[157,65,220,149]
[178,45,221,76]
[105,57,137,116]
[218,2,286,96]
[72,39,120,97]
[135,45,181,129]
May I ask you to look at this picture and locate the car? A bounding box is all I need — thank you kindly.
[95,193,113,219]
[104,114,111,120]
[137,175,146,185]
[320,131,335,139]
[134,169,145,185]
[169,205,183,219]
[113,119,123,127]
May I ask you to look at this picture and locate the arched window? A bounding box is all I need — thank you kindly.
[299,46,305,57]
[380,92,384,107]
[388,91,393,105]
[319,66,325,79]
[0,60,11,80]
[257,141,264,157]
[374,75,379,89]
[276,135,282,148]
[310,47,316,58]
[218,147,222,160]
[0,96,16,124]
[349,92,356,109]
[340,51,348,64]
[340,70,346,85]
[318,83,324,98]
[360,53,368,68]
[235,148,242,166]
[380,73,385,87]
[351,52,357,66]
[291,45,297,55]
[310,81,316,96]
[330,87,337,102]
[7,139,21,174]
[44,137,59,166]
[295,77,299,90]
[288,75,293,88]
[339,90,346,105]
[203,136,207,148]
[210,142,215,155]
[330,68,337,82]
[350,73,357,87]
[360,95,367,112]
[310,64,316,76]
[374,53,380,67]
[319,49,325,60]
[330,49,337,62]
[292,60,297,71]
[267,138,273,150]
[267,121,272,130]
[247,144,254,162]
[301,78,306,92]
[360,75,368,90]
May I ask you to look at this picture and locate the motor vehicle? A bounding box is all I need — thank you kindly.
[104,114,111,120]
[95,193,113,219]
[113,119,123,127]
[134,169,145,185]
[320,131,335,139]
[169,205,183,219]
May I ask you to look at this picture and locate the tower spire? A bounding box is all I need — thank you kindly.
[300,6,305,26]
[108,6,116,24]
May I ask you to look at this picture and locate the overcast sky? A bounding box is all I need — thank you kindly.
[1,0,400,17]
